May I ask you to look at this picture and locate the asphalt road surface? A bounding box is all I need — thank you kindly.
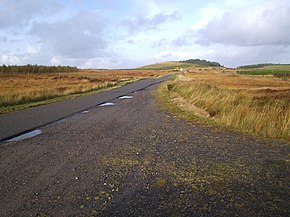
[0,75,172,142]
[0,80,289,216]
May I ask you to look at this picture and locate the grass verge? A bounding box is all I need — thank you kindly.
[156,74,290,142]
[155,82,215,125]
[0,79,137,114]
[0,68,170,114]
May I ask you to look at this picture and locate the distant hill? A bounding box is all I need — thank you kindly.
[137,61,194,70]
[137,59,221,70]
[180,59,221,67]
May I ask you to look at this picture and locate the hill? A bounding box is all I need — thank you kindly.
[137,61,194,70]
[137,59,221,70]
[180,59,221,67]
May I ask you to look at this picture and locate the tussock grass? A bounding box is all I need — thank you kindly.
[0,69,169,113]
[158,71,290,141]
[0,82,115,106]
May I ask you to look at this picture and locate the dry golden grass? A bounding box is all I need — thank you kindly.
[0,69,169,113]
[159,69,290,141]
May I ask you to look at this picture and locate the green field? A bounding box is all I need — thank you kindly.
[238,70,290,75]
[237,64,290,79]
[238,63,290,69]
[263,64,290,70]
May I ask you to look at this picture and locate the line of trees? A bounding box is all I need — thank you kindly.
[0,64,79,73]
[180,59,221,67]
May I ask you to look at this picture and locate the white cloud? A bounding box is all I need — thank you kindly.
[0,0,61,28]
[193,3,227,30]
[204,44,290,67]
[31,10,108,59]
[123,11,181,34]
[26,46,40,55]
[0,53,21,65]
[165,0,290,67]
[1,0,290,68]
[197,0,290,46]
[153,50,191,61]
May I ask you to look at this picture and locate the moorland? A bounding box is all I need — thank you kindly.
[1,61,289,141]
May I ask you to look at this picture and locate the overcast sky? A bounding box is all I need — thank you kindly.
[1,0,290,68]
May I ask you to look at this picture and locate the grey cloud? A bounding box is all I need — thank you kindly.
[172,37,188,46]
[31,11,108,59]
[124,11,181,33]
[204,45,290,67]
[153,0,176,2]
[0,36,7,42]
[0,0,61,28]
[197,4,290,46]
[152,38,169,47]
[172,30,195,47]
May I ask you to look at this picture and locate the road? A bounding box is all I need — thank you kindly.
[0,74,172,142]
[0,79,289,216]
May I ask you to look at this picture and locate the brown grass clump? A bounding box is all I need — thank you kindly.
[160,69,290,141]
[0,69,169,113]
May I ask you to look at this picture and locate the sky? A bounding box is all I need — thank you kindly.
[1,0,290,68]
